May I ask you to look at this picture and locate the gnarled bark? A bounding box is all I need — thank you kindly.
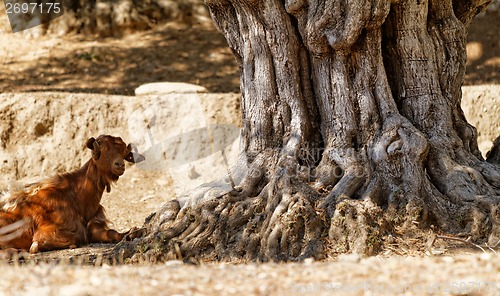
[116,0,499,262]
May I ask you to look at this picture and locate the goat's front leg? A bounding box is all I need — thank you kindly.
[88,224,144,243]
[88,220,126,243]
[87,206,127,243]
[87,206,143,243]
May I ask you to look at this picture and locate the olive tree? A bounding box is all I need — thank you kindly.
[120,0,500,261]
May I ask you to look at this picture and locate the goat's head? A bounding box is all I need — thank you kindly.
[85,135,145,179]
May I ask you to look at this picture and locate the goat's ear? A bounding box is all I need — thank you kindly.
[86,137,101,160]
[125,143,145,163]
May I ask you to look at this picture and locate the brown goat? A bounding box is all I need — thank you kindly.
[0,135,145,253]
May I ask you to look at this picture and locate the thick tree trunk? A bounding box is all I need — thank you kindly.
[117,0,499,262]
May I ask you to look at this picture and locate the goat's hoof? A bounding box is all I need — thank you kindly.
[124,227,146,241]
[29,241,39,254]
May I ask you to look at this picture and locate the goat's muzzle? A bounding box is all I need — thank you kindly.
[112,159,126,176]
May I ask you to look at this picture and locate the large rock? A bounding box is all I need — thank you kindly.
[135,82,208,96]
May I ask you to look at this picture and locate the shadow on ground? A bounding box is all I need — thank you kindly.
[0,22,240,95]
[464,10,500,85]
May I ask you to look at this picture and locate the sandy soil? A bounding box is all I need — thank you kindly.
[0,6,498,296]
[1,254,500,296]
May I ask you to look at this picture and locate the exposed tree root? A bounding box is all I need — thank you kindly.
[428,234,497,254]
[119,155,331,262]
[116,139,499,263]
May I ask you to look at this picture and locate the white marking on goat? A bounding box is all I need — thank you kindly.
[1,191,17,211]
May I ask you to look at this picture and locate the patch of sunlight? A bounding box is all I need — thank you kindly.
[466,42,483,65]
[485,56,500,66]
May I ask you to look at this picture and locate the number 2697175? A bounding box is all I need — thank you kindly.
[5,2,62,15]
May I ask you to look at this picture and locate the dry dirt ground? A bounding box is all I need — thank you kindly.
[0,7,499,296]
